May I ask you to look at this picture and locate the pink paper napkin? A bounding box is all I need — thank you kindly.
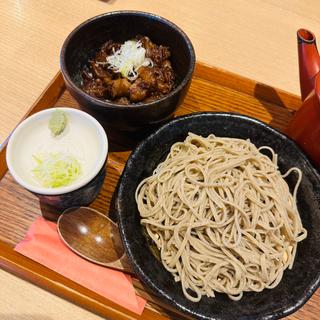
[15,217,146,315]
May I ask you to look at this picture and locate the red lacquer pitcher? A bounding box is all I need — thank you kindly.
[287,29,320,167]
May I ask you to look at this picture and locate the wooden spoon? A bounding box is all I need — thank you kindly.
[57,207,134,274]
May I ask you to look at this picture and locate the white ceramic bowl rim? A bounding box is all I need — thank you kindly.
[6,107,108,195]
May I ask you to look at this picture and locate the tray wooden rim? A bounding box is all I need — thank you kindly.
[0,62,303,320]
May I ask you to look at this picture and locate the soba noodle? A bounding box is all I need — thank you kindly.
[135,133,307,302]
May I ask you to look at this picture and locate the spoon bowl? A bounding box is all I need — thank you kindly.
[57,207,133,274]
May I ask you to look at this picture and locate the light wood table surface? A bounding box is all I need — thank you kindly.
[1,0,320,319]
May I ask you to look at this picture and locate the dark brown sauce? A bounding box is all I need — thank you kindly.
[81,36,175,105]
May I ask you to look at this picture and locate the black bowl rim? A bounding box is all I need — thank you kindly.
[116,111,320,320]
[60,10,196,110]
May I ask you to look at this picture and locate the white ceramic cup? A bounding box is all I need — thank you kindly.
[6,107,108,196]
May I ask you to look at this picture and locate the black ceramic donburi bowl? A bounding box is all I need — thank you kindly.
[60,11,195,131]
[115,112,320,320]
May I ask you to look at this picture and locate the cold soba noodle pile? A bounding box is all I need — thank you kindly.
[135,133,307,302]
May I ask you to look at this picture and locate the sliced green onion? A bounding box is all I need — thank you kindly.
[32,152,82,188]
[106,40,153,81]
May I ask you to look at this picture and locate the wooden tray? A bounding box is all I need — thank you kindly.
[0,63,319,320]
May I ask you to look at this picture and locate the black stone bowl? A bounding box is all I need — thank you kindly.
[115,112,320,320]
[60,11,195,131]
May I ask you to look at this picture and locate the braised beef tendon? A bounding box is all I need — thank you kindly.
[108,78,131,99]
[137,36,171,65]
[138,66,158,90]
[81,36,175,104]
[129,78,149,102]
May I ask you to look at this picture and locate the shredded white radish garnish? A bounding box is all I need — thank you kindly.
[106,40,153,80]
